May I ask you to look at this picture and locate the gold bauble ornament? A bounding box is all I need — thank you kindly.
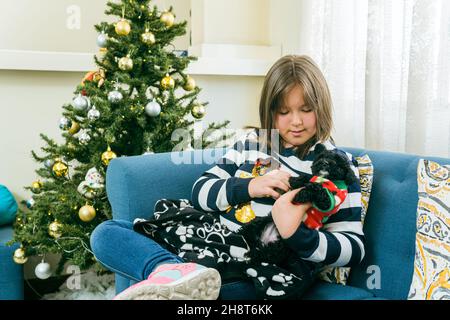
[161,73,175,90]
[115,19,131,36]
[183,76,196,91]
[78,205,96,222]
[191,104,206,120]
[141,29,156,45]
[160,11,175,27]
[101,146,117,166]
[98,48,108,62]
[52,160,68,177]
[235,204,256,224]
[13,247,28,264]
[118,56,133,71]
[48,220,63,238]
[31,180,43,193]
[68,121,80,135]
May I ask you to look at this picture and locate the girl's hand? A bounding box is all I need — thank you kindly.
[271,189,312,239]
[248,169,291,200]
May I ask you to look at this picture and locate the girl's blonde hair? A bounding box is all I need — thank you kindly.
[258,55,334,159]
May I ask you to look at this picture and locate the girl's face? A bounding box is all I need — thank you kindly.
[274,84,317,148]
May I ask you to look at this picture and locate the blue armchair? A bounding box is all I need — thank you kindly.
[99,147,449,300]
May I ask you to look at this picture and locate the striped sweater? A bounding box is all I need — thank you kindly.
[191,130,365,268]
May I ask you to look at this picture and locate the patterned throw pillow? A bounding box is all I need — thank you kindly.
[318,154,374,285]
[408,159,449,300]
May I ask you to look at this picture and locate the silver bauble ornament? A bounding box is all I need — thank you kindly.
[87,106,100,121]
[35,261,52,279]
[59,117,72,130]
[72,95,90,111]
[78,130,91,145]
[108,90,123,104]
[96,33,108,48]
[44,159,55,169]
[145,100,161,117]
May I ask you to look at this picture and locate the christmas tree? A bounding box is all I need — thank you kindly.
[10,0,230,276]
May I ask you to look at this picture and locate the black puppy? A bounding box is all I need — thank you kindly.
[238,144,358,265]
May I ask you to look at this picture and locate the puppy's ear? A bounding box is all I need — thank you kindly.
[334,153,358,185]
[314,143,327,155]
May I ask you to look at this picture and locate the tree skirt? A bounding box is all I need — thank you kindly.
[42,272,115,300]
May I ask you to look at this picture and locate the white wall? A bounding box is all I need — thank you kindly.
[0,1,265,280]
[191,0,270,45]
[0,0,190,52]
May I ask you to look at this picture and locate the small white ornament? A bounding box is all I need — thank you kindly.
[72,95,90,111]
[145,100,161,117]
[77,167,105,199]
[44,159,55,169]
[97,33,108,48]
[35,261,52,279]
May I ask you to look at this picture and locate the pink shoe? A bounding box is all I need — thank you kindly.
[113,263,221,300]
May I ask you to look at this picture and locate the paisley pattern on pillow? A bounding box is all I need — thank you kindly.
[408,159,450,300]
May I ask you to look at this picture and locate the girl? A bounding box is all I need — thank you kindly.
[91,55,365,300]
[191,54,365,297]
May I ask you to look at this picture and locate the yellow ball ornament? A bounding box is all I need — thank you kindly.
[141,29,156,45]
[160,11,175,27]
[13,247,28,264]
[191,103,206,120]
[101,146,117,166]
[118,56,133,71]
[68,122,80,135]
[235,204,256,224]
[52,160,68,177]
[31,181,43,193]
[161,74,175,90]
[98,48,108,62]
[115,19,131,36]
[48,220,63,238]
[183,76,196,91]
[78,205,96,222]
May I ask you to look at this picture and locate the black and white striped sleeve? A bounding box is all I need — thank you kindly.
[284,155,366,268]
[191,134,254,212]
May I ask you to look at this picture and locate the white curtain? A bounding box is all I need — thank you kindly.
[302,0,450,158]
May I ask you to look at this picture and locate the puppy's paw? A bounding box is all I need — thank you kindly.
[312,189,333,211]
[293,188,312,203]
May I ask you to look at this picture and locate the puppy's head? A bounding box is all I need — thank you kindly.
[311,144,358,185]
